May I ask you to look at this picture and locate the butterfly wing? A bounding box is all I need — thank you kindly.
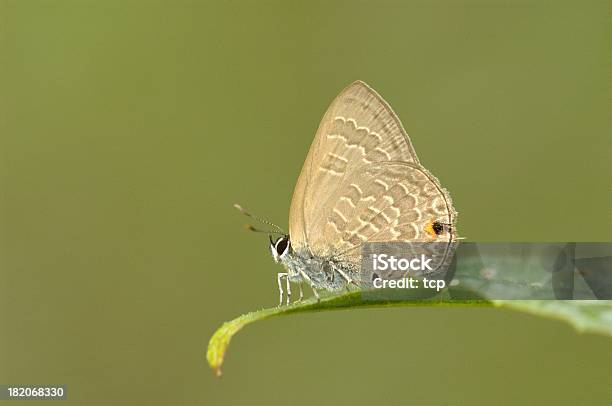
[289,81,425,255]
[315,161,456,268]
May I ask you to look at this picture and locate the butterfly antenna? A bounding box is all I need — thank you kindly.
[234,204,286,235]
[243,224,285,235]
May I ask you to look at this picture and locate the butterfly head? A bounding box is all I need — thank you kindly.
[269,235,291,263]
[234,204,290,262]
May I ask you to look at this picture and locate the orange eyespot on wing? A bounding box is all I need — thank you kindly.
[425,219,445,237]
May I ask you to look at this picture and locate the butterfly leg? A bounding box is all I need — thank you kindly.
[333,266,354,286]
[331,263,358,292]
[299,270,320,302]
[285,274,292,305]
[277,272,288,307]
[291,283,304,303]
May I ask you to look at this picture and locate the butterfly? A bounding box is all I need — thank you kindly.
[237,81,457,306]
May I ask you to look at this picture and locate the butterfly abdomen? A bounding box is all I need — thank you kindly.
[281,252,358,292]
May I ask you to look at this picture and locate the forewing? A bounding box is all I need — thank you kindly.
[289,81,420,254]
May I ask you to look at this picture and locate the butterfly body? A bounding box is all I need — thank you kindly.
[283,252,358,292]
[270,236,358,300]
[265,81,457,306]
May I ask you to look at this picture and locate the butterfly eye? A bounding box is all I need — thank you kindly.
[275,237,290,257]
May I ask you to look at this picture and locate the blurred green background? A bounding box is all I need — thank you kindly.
[1,1,611,405]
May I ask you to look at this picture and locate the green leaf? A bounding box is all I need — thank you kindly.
[207,243,612,375]
[206,292,489,376]
[206,294,612,376]
[493,300,612,338]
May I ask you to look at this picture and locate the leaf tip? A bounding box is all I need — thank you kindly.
[206,342,226,378]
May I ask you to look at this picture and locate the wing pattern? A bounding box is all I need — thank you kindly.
[288,81,457,265]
